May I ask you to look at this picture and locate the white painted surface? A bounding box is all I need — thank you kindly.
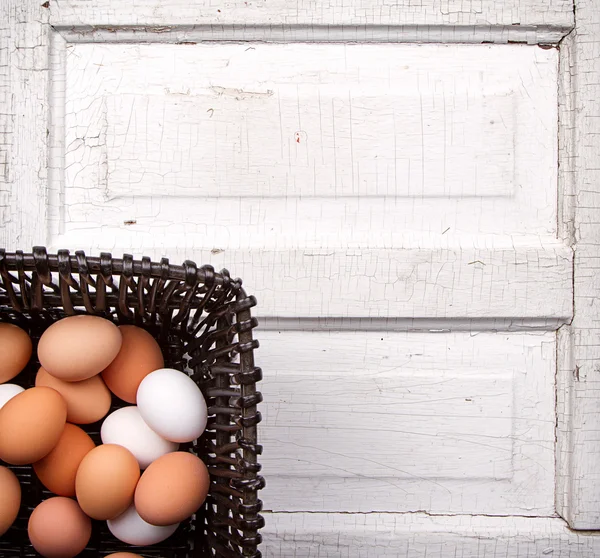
[259,330,555,515]
[262,513,600,557]
[47,42,570,320]
[50,0,573,35]
[40,245,572,320]
[103,88,514,199]
[56,43,557,236]
[0,1,49,249]
[555,0,600,530]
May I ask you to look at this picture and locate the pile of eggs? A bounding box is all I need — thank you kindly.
[0,316,210,557]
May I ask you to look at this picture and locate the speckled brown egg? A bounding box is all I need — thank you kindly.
[101,325,164,403]
[0,323,32,384]
[0,466,20,536]
[36,366,112,424]
[135,451,210,526]
[75,444,140,520]
[0,387,67,465]
[38,315,122,382]
[33,423,95,497]
[28,497,91,558]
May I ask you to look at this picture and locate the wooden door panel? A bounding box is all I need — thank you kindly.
[259,330,555,515]
[48,41,571,321]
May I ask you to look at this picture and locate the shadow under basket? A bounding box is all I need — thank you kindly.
[0,247,265,558]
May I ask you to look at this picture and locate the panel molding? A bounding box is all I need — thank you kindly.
[54,24,572,46]
[257,317,567,332]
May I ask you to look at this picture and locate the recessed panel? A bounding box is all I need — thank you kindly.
[259,330,555,514]
[103,88,514,199]
[58,43,556,239]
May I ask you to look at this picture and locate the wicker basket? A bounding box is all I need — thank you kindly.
[0,247,264,558]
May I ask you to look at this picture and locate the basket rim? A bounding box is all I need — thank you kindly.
[0,247,238,288]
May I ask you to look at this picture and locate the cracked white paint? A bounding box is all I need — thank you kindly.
[262,513,600,556]
[0,1,49,249]
[4,0,600,553]
[50,0,573,31]
[555,0,600,531]
[48,42,572,320]
[260,330,556,515]
[59,43,555,223]
[103,88,513,199]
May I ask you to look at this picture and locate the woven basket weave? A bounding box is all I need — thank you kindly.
[0,247,264,558]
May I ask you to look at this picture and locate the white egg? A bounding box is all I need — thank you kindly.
[107,504,179,545]
[100,406,179,469]
[136,368,207,443]
[0,384,24,411]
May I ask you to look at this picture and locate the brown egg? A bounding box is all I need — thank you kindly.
[28,497,91,558]
[0,387,67,465]
[135,451,210,526]
[33,423,95,497]
[75,444,140,520]
[35,366,112,424]
[101,325,164,403]
[38,315,122,382]
[0,466,20,536]
[0,323,32,384]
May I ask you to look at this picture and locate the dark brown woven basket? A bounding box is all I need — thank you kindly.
[0,247,264,558]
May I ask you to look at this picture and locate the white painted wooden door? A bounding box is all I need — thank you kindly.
[3,0,600,555]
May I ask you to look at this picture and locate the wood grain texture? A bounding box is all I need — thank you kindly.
[556,0,600,531]
[0,1,50,250]
[50,0,573,45]
[258,331,556,515]
[262,513,600,557]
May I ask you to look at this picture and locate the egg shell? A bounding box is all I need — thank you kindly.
[101,406,179,469]
[0,387,67,465]
[0,466,20,536]
[38,315,122,381]
[136,368,208,443]
[28,497,91,558]
[107,504,179,546]
[135,451,210,526]
[33,423,95,497]
[0,384,24,411]
[75,444,140,520]
[101,325,164,404]
[0,323,32,384]
[36,366,112,424]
